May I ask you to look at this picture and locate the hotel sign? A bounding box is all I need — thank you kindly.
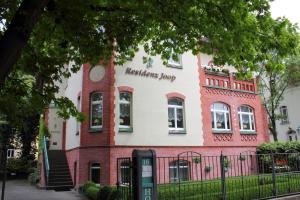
[125,67,176,82]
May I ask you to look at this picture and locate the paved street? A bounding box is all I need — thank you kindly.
[0,180,87,200]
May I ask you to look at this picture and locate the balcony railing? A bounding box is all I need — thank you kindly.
[204,69,256,93]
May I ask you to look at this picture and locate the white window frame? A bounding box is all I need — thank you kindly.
[119,92,132,129]
[90,93,103,129]
[7,149,15,159]
[169,160,190,182]
[167,49,182,68]
[280,106,289,124]
[211,103,231,131]
[238,105,255,132]
[168,98,185,132]
[76,96,81,135]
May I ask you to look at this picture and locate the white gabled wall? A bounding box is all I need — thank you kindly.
[114,49,203,146]
[275,86,300,141]
[64,65,83,150]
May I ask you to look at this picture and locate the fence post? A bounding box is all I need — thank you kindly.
[220,152,226,200]
[240,153,245,200]
[177,154,181,200]
[286,153,291,193]
[271,153,277,197]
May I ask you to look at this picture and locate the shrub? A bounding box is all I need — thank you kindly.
[97,186,112,200]
[257,141,300,154]
[6,157,32,174]
[86,186,99,200]
[109,190,122,200]
[83,181,97,193]
[28,168,39,185]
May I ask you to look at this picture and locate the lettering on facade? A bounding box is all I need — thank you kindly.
[125,67,176,82]
[144,188,152,200]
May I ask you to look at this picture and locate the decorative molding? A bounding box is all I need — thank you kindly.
[166,92,186,100]
[213,134,233,142]
[204,87,256,99]
[241,134,257,142]
[117,86,134,93]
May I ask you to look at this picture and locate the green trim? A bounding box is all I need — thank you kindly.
[88,128,102,133]
[169,130,187,134]
[240,131,257,135]
[119,127,133,133]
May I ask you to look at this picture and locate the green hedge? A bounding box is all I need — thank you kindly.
[82,182,121,200]
[257,141,300,154]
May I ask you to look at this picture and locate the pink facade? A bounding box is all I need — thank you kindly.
[44,53,269,187]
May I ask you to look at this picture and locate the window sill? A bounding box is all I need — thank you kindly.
[240,131,257,135]
[169,130,186,134]
[167,63,183,69]
[119,127,133,133]
[280,121,289,125]
[88,128,102,133]
[212,130,232,134]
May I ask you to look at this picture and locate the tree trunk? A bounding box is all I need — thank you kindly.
[20,114,40,159]
[270,119,278,142]
[0,0,49,87]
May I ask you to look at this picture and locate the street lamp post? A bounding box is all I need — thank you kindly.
[0,120,11,200]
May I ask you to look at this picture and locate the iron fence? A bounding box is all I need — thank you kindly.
[117,152,300,200]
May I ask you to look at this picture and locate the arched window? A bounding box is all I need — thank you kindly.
[238,105,255,131]
[168,98,185,132]
[211,103,231,131]
[119,92,132,130]
[169,160,190,182]
[90,92,103,129]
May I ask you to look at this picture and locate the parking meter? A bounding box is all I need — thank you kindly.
[132,150,157,200]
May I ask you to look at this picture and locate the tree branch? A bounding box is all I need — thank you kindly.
[0,0,50,88]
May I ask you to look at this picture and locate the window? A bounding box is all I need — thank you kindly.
[169,160,190,182]
[168,98,185,132]
[167,49,182,68]
[280,106,289,124]
[238,105,255,132]
[90,93,103,129]
[119,92,132,130]
[120,161,131,185]
[211,103,231,131]
[89,163,100,184]
[7,149,15,159]
[76,96,81,135]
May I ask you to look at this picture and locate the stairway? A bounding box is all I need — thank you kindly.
[47,150,73,191]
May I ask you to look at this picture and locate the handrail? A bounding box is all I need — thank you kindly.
[43,136,50,184]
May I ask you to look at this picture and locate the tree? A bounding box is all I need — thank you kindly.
[259,47,300,141]
[0,0,298,85]
[0,0,298,150]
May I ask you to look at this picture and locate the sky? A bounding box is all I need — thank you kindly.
[270,0,300,27]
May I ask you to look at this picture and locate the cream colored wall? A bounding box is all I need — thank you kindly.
[114,49,203,146]
[48,107,63,150]
[64,66,83,150]
[48,74,67,150]
[274,86,300,142]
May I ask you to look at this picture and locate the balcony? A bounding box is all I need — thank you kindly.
[204,69,256,93]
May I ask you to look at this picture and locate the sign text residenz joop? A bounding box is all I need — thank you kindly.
[125,67,176,82]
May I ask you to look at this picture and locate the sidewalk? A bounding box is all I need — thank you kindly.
[0,179,87,200]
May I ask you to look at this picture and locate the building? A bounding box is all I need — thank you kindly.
[41,50,269,188]
[273,85,300,142]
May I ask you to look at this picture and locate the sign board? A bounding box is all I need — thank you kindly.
[132,150,157,200]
